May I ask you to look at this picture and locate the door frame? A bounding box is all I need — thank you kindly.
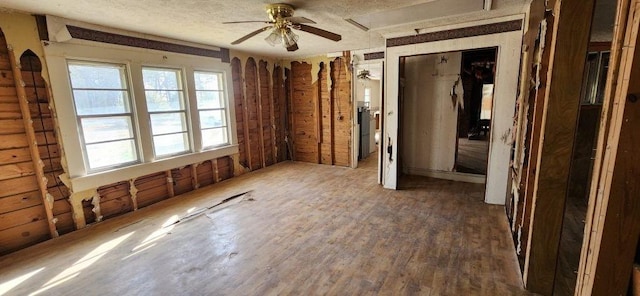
[383,16,523,205]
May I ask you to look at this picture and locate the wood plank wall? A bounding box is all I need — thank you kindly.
[0,52,287,255]
[290,61,317,163]
[289,57,352,167]
[232,57,288,172]
[0,31,52,255]
[330,58,352,167]
[19,51,75,236]
[272,65,287,162]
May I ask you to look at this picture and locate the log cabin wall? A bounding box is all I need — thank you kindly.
[287,55,352,167]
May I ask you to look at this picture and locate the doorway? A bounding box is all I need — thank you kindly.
[397,47,497,189]
[354,60,384,176]
[456,48,497,176]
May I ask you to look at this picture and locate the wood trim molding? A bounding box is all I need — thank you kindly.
[65,25,230,62]
[386,20,522,47]
[364,51,385,60]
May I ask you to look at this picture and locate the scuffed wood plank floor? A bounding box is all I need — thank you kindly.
[0,162,531,296]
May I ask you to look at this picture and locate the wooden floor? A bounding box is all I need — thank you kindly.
[457,138,489,175]
[554,194,588,295]
[0,162,530,295]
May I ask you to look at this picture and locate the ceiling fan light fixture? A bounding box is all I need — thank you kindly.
[281,28,299,48]
[265,29,280,46]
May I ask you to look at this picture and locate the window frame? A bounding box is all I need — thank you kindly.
[67,60,142,173]
[364,87,371,108]
[193,70,231,150]
[141,66,193,158]
[45,41,238,192]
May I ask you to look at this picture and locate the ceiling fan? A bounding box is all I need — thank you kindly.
[224,3,342,52]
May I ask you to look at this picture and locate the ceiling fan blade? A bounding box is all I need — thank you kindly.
[287,43,299,52]
[297,24,341,42]
[223,21,273,24]
[285,16,316,24]
[231,26,273,45]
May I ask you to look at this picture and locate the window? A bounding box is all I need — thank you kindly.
[142,67,190,157]
[50,41,238,189]
[68,61,139,171]
[580,51,610,105]
[194,71,228,148]
[364,87,371,107]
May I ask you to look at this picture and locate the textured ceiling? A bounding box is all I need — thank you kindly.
[0,0,531,58]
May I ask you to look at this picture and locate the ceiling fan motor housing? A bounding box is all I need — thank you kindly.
[266,3,295,22]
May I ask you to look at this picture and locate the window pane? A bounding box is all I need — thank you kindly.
[142,68,181,90]
[86,139,137,169]
[145,91,184,111]
[68,63,127,89]
[202,128,227,148]
[154,133,189,156]
[194,72,221,90]
[196,91,223,109]
[81,116,134,143]
[73,90,130,115]
[150,113,188,135]
[199,110,225,129]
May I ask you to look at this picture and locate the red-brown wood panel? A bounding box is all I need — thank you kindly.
[290,62,318,163]
[272,65,287,162]
[318,62,332,165]
[245,58,263,170]
[231,58,248,170]
[330,58,352,167]
[259,60,274,167]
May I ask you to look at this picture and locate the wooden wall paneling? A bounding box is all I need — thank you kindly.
[165,170,175,198]
[245,58,263,170]
[0,205,47,232]
[172,166,193,196]
[81,199,96,225]
[191,163,200,190]
[6,42,57,238]
[136,171,170,208]
[268,64,278,165]
[97,181,132,219]
[290,62,318,163]
[285,67,294,160]
[0,191,42,214]
[330,57,352,167]
[511,0,545,233]
[318,62,332,165]
[272,65,281,162]
[517,14,554,262]
[212,158,220,183]
[272,65,285,162]
[579,1,640,293]
[196,160,213,188]
[217,156,232,181]
[231,58,249,170]
[259,60,274,167]
[523,0,596,294]
[0,220,49,255]
[314,64,322,164]
[20,50,73,236]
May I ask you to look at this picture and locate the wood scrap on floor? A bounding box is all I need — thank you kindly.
[164,191,253,228]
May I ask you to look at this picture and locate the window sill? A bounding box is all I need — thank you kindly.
[68,144,238,192]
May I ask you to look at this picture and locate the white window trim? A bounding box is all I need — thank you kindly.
[141,66,193,158]
[44,41,238,192]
